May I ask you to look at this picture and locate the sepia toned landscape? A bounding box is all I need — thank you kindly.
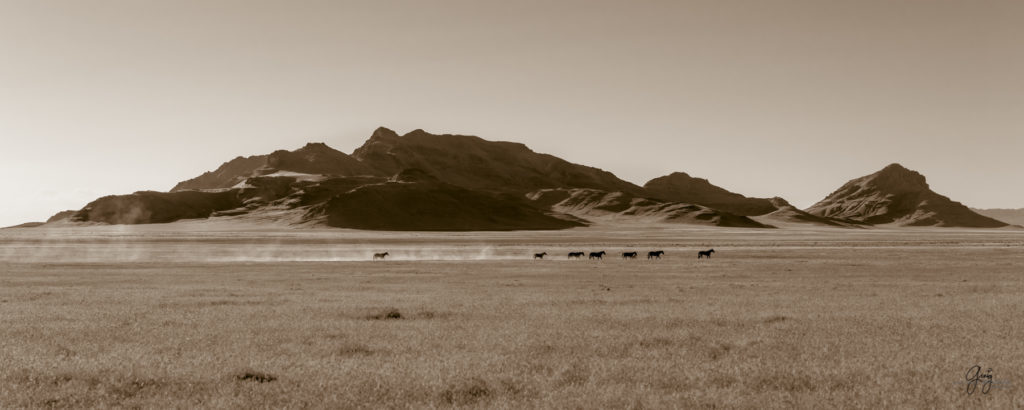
[2,224,1022,408]
[3,125,1023,408]
[4,1,1023,408]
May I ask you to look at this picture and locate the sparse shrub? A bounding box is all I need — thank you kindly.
[236,371,276,383]
[440,377,491,405]
[638,337,675,348]
[763,315,788,324]
[54,345,76,358]
[112,378,160,398]
[367,308,403,320]
[557,363,590,387]
[706,342,734,360]
[417,310,453,319]
[336,342,374,356]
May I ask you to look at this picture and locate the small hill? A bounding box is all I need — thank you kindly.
[352,127,645,195]
[971,208,1024,226]
[643,172,776,216]
[757,198,865,228]
[3,222,45,228]
[46,210,78,223]
[527,188,772,228]
[73,190,243,224]
[805,164,1007,227]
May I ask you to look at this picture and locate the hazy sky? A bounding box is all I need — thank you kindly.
[2,0,1022,226]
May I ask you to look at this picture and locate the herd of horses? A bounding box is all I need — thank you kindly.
[538,249,714,260]
[371,249,715,261]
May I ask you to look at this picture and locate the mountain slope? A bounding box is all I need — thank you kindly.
[172,154,268,191]
[643,172,776,216]
[527,188,772,228]
[352,128,646,195]
[805,164,1007,227]
[171,143,379,192]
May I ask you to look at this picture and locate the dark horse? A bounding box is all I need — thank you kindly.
[647,250,665,259]
[589,251,607,260]
[534,252,547,260]
[622,251,638,259]
[373,252,389,260]
[698,249,715,259]
[568,251,585,259]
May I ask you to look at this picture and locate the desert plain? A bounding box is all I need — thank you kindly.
[1,224,1022,408]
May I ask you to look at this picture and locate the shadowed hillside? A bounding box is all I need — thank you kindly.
[311,171,581,231]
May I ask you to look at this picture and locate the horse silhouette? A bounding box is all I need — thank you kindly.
[568,252,585,259]
[373,252,389,260]
[647,250,665,259]
[534,252,547,259]
[622,251,638,259]
[698,249,715,259]
[589,251,607,260]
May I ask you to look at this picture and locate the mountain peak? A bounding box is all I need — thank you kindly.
[865,163,929,193]
[881,162,910,172]
[665,171,693,179]
[298,142,336,152]
[371,127,400,140]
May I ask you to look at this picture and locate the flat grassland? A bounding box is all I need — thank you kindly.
[1,226,1022,408]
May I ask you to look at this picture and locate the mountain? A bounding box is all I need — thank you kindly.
[43,128,1008,231]
[642,172,777,216]
[352,128,646,195]
[971,208,1024,226]
[69,168,579,230]
[51,126,780,230]
[526,188,772,228]
[805,164,1008,227]
[171,127,646,198]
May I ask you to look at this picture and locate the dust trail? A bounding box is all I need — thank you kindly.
[0,228,569,262]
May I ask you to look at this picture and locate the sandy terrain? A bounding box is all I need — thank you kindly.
[1,224,1022,408]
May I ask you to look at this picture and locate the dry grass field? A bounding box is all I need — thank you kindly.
[1,225,1023,408]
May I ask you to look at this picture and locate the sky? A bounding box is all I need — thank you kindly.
[1,0,1022,227]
